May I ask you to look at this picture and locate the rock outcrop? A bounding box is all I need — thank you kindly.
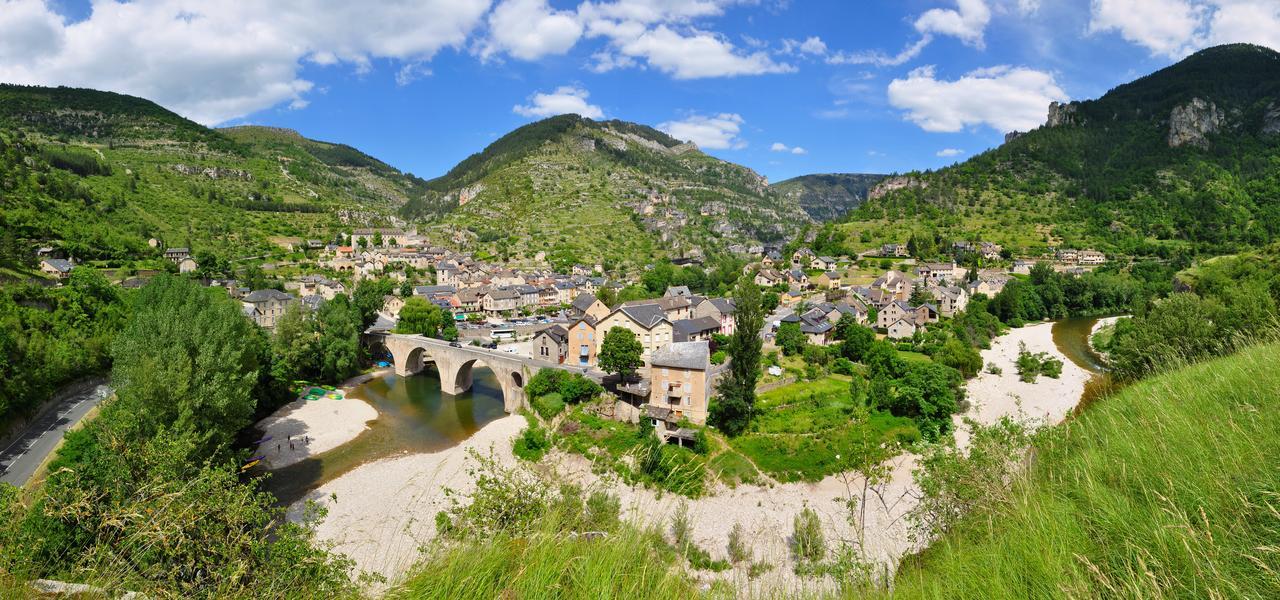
[1046,101,1082,127]
[1004,131,1025,144]
[1263,102,1280,136]
[171,164,253,180]
[868,175,926,201]
[1167,97,1224,148]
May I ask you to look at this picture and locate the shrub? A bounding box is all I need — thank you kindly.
[583,490,621,532]
[986,362,1002,375]
[531,393,565,420]
[727,522,751,563]
[710,350,727,365]
[791,507,825,563]
[831,357,856,375]
[513,423,551,462]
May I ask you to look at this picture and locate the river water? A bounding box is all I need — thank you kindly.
[263,367,505,506]
[1050,316,1109,374]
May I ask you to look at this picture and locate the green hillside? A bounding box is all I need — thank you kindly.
[772,173,885,220]
[884,340,1280,599]
[0,85,431,272]
[399,114,812,269]
[831,44,1280,259]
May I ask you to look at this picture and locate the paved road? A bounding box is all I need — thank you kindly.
[0,382,111,487]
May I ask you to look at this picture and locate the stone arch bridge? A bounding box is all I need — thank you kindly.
[373,333,584,413]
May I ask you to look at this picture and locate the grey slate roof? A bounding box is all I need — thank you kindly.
[42,258,74,272]
[672,316,722,341]
[650,340,710,370]
[571,293,599,312]
[243,289,294,303]
[617,304,667,329]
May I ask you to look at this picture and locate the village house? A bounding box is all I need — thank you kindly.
[980,242,1003,260]
[178,257,199,274]
[163,247,190,263]
[887,318,918,340]
[381,294,405,319]
[811,255,841,271]
[814,300,869,326]
[782,310,837,346]
[569,293,610,322]
[791,247,816,265]
[1012,259,1038,275]
[481,288,520,316]
[880,243,908,257]
[930,286,970,317]
[1078,249,1107,265]
[646,340,712,431]
[787,269,810,289]
[568,318,597,367]
[241,289,295,329]
[969,272,1013,297]
[595,304,673,365]
[39,258,75,279]
[872,270,914,301]
[456,288,483,315]
[532,325,569,363]
[754,268,784,287]
[538,286,560,306]
[664,286,693,298]
[672,316,722,342]
[623,295,693,321]
[554,281,578,305]
[814,270,842,289]
[691,297,736,335]
[514,284,540,307]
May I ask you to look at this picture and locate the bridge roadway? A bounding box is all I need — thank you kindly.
[373,333,596,413]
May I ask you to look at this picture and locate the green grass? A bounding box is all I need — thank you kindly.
[730,376,919,483]
[881,341,1280,599]
[391,521,698,600]
[555,406,709,497]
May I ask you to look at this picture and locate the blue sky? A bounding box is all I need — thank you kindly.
[3,1,1278,182]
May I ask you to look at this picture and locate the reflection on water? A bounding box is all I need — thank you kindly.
[263,367,506,506]
[1051,316,1108,374]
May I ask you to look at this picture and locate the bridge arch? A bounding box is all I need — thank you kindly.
[380,334,535,413]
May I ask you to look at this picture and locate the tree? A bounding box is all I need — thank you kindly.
[352,278,394,328]
[373,231,384,247]
[776,322,807,356]
[598,326,643,380]
[934,338,983,378]
[314,295,361,382]
[109,275,262,456]
[270,302,315,384]
[710,275,764,436]
[396,297,443,336]
[909,286,934,306]
[761,291,781,312]
[839,320,875,362]
[399,280,413,297]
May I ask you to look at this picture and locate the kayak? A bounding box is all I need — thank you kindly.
[240,460,261,471]
[252,436,272,445]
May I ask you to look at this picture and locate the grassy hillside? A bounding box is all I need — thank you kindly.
[832,44,1280,259]
[885,341,1280,599]
[399,114,812,269]
[772,173,885,221]
[0,86,429,272]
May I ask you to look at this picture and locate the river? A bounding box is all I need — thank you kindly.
[1051,316,1109,374]
[263,367,506,506]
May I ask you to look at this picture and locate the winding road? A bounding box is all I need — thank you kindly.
[0,381,111,487]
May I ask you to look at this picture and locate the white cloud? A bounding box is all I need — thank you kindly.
[827,36,933,67]
[914,0,992,48]
[657,113,746,149]
[0,0,490,125]
[481,0,582,61]
[770,142,807,154]
[513,85,604,119]
[1088,0,1280,57]
[1204,0,1280,50]
[888,65,1068,133]
[1089,0,1207,57]
[781,36,827,55]
[936,148,965,157]
[606,25,793,79]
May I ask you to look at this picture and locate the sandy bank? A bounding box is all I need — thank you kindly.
[285,414,527,589]
[254,372,384,469]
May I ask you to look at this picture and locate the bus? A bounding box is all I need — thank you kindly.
[490,328,516,341]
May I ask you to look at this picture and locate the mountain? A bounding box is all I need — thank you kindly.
[0,84,436,270]
[398,114,811,269]
[833,43,1280,259]
[772,173,886,220]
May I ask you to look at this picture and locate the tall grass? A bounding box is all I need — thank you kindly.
[882,341,1280,599]
[390,520,698,600]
